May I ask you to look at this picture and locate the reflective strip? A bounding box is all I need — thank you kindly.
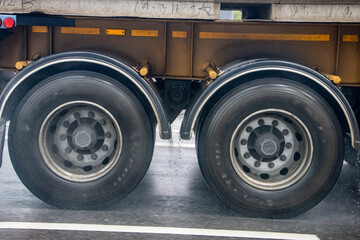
[343,35,359,42]
[172,31,187,38]
[199,32,330,41]
[32,26,48,33]
[106,29,125,36]
[61,27,100,35]
[131,30,158,37]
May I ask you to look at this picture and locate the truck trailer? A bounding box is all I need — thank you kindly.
[0,0,360,218]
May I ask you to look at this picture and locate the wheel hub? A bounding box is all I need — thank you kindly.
[72,126,96,149]
[39,101,122,182]
[231,109,313,190]
[260,139,277,156]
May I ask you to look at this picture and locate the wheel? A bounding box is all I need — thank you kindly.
[9,71,154,209]
[197,79,344,218]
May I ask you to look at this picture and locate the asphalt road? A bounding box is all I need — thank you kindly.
[0,116,359,240]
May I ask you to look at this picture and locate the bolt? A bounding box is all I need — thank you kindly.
[63,121,70,128]
[65,147,72,153]
[101,145,109,151]
[240,139,247,145]
[280,155,287,161]
[77,154,84,161]
[258,119,264,126]
[244,152,250,159]
[286,142,292,149]
[91,153,98,160]
[246,127,252,133]
[88,111,95,118]
[254,161,261,167]
[74,112,81,119]
[100,119,106,125]
[282,129,289,135]
[268,162,274,168]
[105,132,112,138]
[272,120,278,126]
[59,134,66,141]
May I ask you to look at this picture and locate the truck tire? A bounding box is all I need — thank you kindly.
[197,79,344,218]
[8,71,154,209]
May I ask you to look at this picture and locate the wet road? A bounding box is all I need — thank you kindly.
[0,116,359,239]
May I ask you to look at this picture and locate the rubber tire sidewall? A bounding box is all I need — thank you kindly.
[198,79,344,218]
[9,71,154,209]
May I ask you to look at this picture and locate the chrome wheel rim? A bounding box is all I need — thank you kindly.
[39,101,122,182]
[230,109,313,190]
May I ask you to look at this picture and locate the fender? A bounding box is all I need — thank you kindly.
[0,51,171,139]
[180,60,360,150]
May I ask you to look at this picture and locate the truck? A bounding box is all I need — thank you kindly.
[0,0,359,218]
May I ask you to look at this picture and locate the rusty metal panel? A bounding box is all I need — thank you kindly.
[166,22,192,77]
[338,25,360,85]
[192,22,337,78]
[2,17,360,85]
[52,19,166,75]
[0,26,24,69]
[28,26,50,60]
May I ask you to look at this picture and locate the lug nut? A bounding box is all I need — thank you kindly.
[240,139,247,145]
[286,142,292,149]
[101,145,109,151]
[272,120,278,126]
[65,147,72,153]
[268,162,274,168]
[244,152,250,159]
[91,153,98,160]
[59,134,66,141]
[258,119,264,126]
[77,154,84,161]
[88,111,95,118]
[246,127,252,133]
[105,132,112,138]
[63,121,70,128]
[254,161,261,167]
[100,119,106,125]
[280,155,287,161]
[74,112,81,119]
[282,129,289,135]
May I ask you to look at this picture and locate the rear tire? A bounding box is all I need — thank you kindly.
[197,79,344,218]
[9,71,155,209]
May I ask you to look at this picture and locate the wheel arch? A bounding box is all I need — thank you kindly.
[181,60,360,149]
[0,51,171,139]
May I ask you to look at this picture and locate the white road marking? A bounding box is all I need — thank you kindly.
[0,222,319,240]
[155,142,195,148]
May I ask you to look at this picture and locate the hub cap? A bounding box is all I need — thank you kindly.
[230,109,313,190]
[39,101,122,182]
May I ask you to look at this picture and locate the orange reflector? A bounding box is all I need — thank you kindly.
[61,27,100,35]
[106,29,125,36]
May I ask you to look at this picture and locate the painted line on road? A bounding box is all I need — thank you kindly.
[155,142,195,148]
[0,222,319,240]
